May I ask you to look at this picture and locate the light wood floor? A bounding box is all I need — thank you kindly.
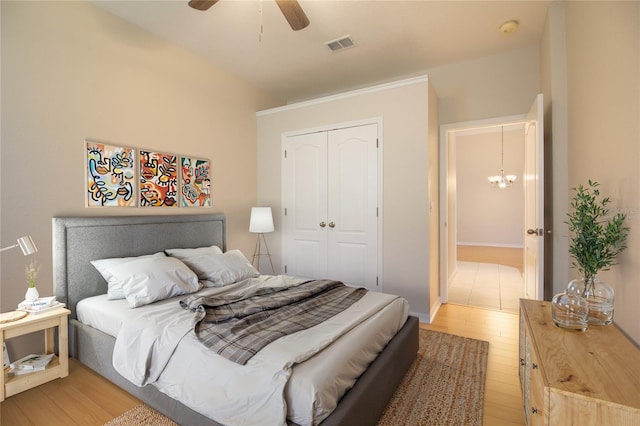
[458,245,524,274]
[1,304,525,426]
[0,359,140,425]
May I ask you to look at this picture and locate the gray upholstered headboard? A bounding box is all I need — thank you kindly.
[53,214,227,319]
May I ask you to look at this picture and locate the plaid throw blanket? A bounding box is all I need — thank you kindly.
[180,280,366,365]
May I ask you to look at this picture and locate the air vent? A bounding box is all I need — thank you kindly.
[325,36,356,53]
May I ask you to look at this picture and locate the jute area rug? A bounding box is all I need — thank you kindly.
[104,404,178,426]
[377,329,489,426]
[104,329,489,426]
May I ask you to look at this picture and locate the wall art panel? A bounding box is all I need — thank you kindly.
[140,150,178,207]
[85,140,136,207]
[180,156,211,207]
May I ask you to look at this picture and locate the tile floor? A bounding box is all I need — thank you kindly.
[448,261,524,313]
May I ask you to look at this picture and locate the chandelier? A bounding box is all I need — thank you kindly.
[488,126,517,189]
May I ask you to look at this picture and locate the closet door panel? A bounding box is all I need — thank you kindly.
[283,132,328,278]
[327,124,378,290]
[282,123,379,290]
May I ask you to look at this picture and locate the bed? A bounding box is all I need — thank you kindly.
[53,214,418,426]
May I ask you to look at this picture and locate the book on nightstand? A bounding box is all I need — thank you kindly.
[17,297,65,314]
[9,353,54,371]
[8,353,55,375]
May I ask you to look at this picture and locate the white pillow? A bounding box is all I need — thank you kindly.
[164,245,223,280]
[107,256,201,308]
[176,249,259,286]
[91,252,166,300]
[164,245,223,259]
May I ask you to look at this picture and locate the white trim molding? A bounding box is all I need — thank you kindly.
[257,75,429,116]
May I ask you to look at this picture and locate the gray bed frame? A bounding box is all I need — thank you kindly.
[53,214,418,426]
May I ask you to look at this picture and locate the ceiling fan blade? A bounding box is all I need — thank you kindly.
[188,0,220,11]
[275,0,310,31]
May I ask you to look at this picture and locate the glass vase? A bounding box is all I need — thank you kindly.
[551,292,589,331]
[567,277,614,325]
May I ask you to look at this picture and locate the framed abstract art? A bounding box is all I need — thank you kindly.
[180,156,211,207]
[139,150,178,207]
[86,140,136,207]
[85,140,212,209]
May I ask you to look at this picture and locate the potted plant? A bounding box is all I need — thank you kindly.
[566,180,629,325]
[24,260,40,302]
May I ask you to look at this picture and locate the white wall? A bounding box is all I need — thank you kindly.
[0,1,278,356]
[428,46,541,125]
[564,1,640,343]
[456,126,525,247]
[542,1,640,344]
[257,78,435,321]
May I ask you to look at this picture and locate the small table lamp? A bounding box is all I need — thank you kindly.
[0,235,38,256]
[249,207,275,275]
[0,236,38,324]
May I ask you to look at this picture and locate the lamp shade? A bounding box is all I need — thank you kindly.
[249,207,274,233]
[0,235,38,256]
[17,235,38,255]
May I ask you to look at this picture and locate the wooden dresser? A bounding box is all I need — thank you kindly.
[519,299,640,425]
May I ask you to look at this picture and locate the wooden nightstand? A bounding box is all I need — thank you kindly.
[0,307,70,401]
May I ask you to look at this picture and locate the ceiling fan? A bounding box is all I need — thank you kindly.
[188,0,310,31]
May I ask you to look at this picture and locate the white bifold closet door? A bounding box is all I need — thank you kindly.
[282,123,378,291]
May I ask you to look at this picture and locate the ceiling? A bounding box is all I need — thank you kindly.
[92,0,551,104]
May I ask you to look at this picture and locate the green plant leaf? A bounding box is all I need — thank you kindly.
[565,181,629,280]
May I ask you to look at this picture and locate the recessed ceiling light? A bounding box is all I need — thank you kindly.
[499,20,519,34]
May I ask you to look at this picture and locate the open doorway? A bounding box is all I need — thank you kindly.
[439,116,527,313]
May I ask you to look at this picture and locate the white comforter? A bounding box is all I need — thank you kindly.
[107,276,408,426]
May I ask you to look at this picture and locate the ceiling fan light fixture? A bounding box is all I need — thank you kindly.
[188,0,220,11]
[188,0,309,31]
[275,0,310,31]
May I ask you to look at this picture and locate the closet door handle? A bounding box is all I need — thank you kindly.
[328,222,335,228]
[319,222,326,228]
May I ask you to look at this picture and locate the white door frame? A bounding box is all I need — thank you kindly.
[438,114,529,304]
[524,94,545,301]
[281,117,384,289]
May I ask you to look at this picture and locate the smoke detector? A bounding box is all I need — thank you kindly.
[499,20,519,34]
[325,36,356,52]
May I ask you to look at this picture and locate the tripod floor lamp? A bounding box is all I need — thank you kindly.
[249,207,275,275]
